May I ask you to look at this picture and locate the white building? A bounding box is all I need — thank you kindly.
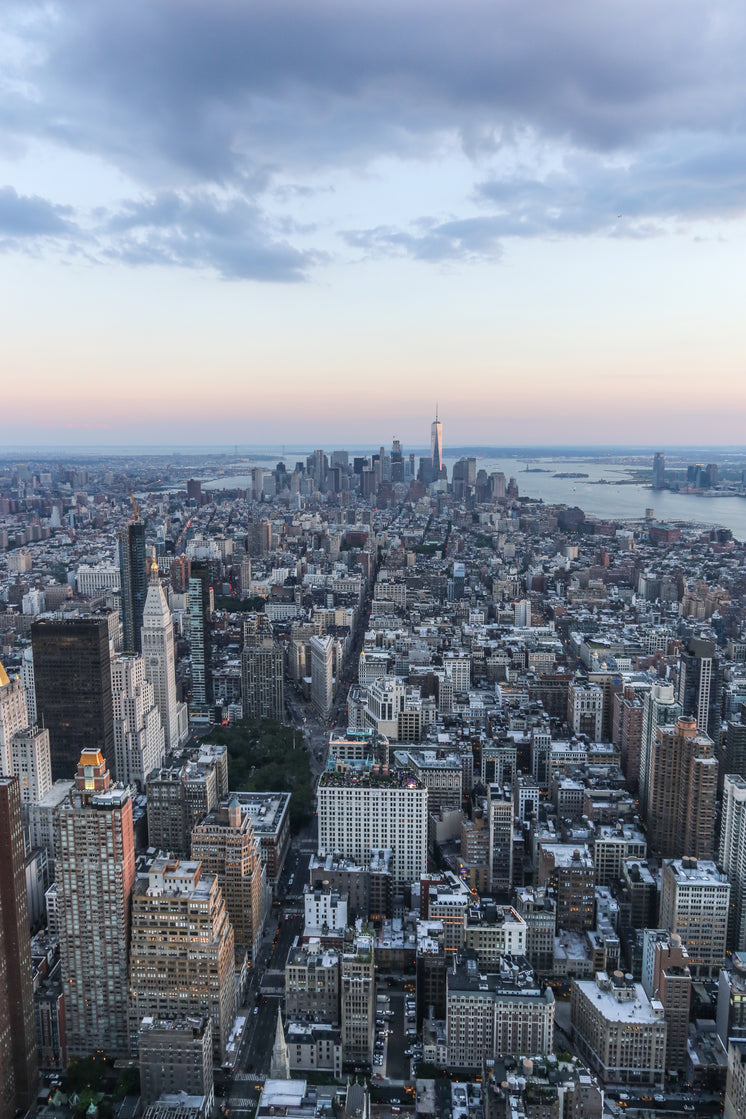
[10,725,52,808]
[111,654,165,789]
[720,775,746,951]
[660,858,730,977]
[0,662,29,776]
[571,971,666,1088]
[141,577,182,752]
[317,767,427,888]
[76,563,121,597]
[21,648,36,724]
[304,884,348,934]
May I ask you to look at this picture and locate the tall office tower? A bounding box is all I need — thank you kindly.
[32,616,115,781]
[317,766,427,888]
[186,478,202,503]
[567,681,604,739]
[0,662,28,776]
[340,932,375,1065]
[246,520,273,557]
[119,519,147,654]
[720,775,746,950]
[189,561,213,713]
[111,654,165,789]
[652,451,666,489]
[142,576,181,753]
[170,554,191,593]
[646,715,717,860]
[191,798,265,962]
[146,765,191,855]
[487,784,514,894]
[239,556,252,596]
[651,934,692,1075]
[241,636,284,721]
[0,776,39,1118]
[10,726,52,810]
[613,681,651,793]
[138,1017,213,1109]
[391,438,404,483]
[678,636,722,742]
[430,407,443,479]
[638,682,682,821]
[310,634,334,720]
[128,857,236,1062]
[660,858,730,977]
[21,648,36,724]
[725,716,746,778]
[56,750,135,1057]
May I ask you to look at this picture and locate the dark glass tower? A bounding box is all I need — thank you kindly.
[678,636,722,743]
[189,561,213,713]
[119,519,147,653]
[31,616,115,780]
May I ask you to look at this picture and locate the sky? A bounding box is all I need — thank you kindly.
[2,0,746,449]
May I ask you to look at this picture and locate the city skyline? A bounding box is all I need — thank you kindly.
[2,1,746,446]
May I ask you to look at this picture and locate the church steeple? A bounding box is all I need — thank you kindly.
[270,1008,290,1079]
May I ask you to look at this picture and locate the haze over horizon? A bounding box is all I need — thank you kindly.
[3,1,746,446]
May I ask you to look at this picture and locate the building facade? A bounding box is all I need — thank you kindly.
[55,751,135,1057]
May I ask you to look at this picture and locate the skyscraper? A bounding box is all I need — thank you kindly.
[678,636,722,742]
[31,616,115,781]
[119,519,147,654]
[242,636,284,721]
[720,774,746,951]
[652,451,666,489]
[191,797,265,962]
[55,750,135,1057]
[646,715,717,860]
[430,407,443,480]
[128,856,236,1062]
[340,933,375,1065]
[310,634,334,720]
[0,775,39,1118]
[111,653,165,788]
[639,682,682,820]
[141,575,181,753]
[0,662,28,777]
[10,725,52,810]
[189,561,213,714]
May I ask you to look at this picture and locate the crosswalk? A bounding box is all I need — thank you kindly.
[234,1073,266,1083]
[230,1099,256,1109]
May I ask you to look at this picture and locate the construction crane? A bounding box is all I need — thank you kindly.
[130,489,140,521]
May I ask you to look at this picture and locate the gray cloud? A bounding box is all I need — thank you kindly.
[102,191,322,281]
[4,0,746,273]
[343,218,505,263]
[7,1,746,179]
[0,186,76,239]
[0,184,321,281]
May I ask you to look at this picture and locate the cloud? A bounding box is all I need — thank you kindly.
[0,185,76,240]
[4,1,746,272]
[343,218,505,263]
[102,191,322,281]
[7,0,746,180]
[0,184,322,281]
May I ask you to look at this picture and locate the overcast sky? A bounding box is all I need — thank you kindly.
[2,0,746,448]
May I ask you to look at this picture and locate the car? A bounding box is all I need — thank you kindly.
[654,1096,665,1104]
[253,1007,258,1015]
